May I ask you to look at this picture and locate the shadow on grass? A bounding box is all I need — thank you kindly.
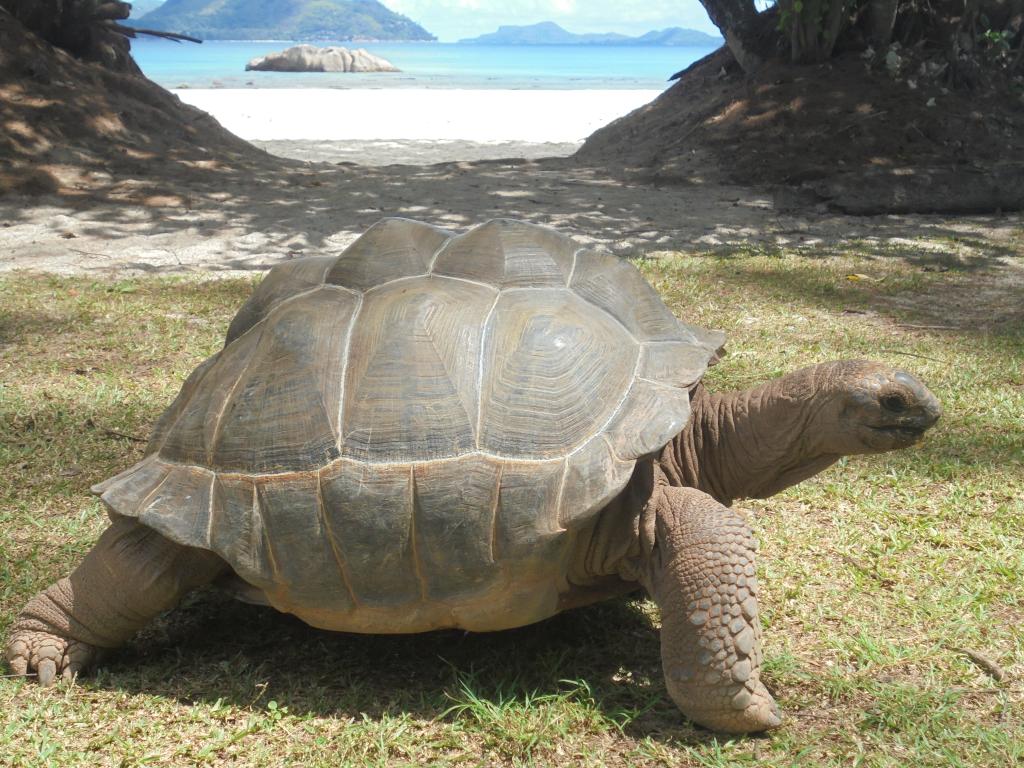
[658,259,1024,340]
[84,590,726,747]
[711,236,1023,272]
[0,276,251,354]
[0,306,78,346]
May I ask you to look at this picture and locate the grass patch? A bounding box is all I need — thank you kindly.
[1,248,1022,767]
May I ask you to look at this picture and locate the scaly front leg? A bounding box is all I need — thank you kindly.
[6,515,226,684]
[639,484,781,732]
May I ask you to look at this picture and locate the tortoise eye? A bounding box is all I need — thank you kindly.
[880,393,907,412]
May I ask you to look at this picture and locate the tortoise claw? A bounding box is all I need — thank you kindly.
[4,629,101,685]
[6,638,29,677]
[37,657,57,686]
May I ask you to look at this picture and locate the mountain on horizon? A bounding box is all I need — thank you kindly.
[459,21,721,46]
[128,0,165,18]
[135,0,436,42]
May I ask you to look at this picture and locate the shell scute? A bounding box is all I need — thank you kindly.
[639,341,719,389]
[478,289,636,459]
[570,249,685,342]
[146,355,219,456]
[254,475,357,616]
[432,219,575,289]
[92,454,169,511]
[486,461,567,622]
[341,276,495,463]
[326,218,451,291]
[605,379,692,461]
[209,474,269,587]
[211,288,355,472]
[559,436,634,529]
[160,289,357,472]
[226,255,336,344]
[412,458,501,601]
[136,465,213,547]
[319,461,421,608]
[159,328,262,468]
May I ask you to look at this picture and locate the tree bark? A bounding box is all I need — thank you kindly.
[696,0,766,72]
[0,0,140,73]
[868,0,900,48]
[783,0,849,63]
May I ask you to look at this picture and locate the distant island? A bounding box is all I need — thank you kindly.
[459,22,721,46]
[135,0,436,42]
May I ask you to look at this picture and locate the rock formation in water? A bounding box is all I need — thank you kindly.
[245,45,399,73]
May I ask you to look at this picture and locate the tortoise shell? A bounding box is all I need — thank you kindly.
[93,219,724,632]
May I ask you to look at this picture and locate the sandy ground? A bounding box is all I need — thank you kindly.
[1,89,1021,277]
[2,149,1021,277]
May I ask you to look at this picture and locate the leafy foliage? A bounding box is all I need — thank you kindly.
[700,0,1024,74]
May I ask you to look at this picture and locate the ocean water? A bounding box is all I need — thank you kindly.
[131,39,718,90]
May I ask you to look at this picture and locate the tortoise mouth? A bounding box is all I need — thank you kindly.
[867,424,927,441]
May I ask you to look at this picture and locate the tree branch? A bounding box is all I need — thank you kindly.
[110,23,203,44]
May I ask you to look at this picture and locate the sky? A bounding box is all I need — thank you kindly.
[379,1,720,42]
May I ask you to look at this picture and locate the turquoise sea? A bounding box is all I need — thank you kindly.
[131,39,719,90]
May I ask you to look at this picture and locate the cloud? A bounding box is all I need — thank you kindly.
[381,0,719,41]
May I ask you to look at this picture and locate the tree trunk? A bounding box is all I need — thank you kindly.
[696,0,766,72]
[782,0,849,63]
[0,0,140,73]
[868,0,900,48]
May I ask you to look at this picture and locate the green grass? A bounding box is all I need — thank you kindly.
[1,246,1022,767]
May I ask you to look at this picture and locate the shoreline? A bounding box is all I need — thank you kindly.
[173,88,662,143]
[252,138,582,165]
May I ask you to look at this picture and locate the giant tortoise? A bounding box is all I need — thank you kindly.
[6,218,941,732]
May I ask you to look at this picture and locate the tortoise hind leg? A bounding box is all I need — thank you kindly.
[5,515,226,684]
[639,485,781,732]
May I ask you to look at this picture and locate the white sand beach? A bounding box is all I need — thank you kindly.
[174,88,662,163]
[249,138,585,166]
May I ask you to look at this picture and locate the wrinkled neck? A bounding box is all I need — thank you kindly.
[661,373,840,506]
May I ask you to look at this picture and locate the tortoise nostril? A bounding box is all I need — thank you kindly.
[881,394,907,413]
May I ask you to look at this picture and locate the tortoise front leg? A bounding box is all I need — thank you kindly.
[6,515,226,684]
[639,485,781,732]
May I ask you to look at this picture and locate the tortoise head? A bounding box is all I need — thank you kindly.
[816,361,942,454]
